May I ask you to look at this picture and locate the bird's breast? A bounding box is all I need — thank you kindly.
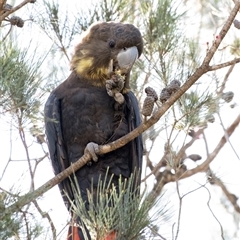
[60,85,128,162]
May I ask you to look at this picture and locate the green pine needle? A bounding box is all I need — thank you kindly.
[66,171,168,240]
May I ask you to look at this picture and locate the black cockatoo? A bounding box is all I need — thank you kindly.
[44,22,143,240]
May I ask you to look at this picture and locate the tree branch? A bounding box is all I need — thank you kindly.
[0,0,33,25]
[203,185,225,239]
[0,0,6,16]
[207,58,240,72]
[2,0,240,219]
[214,178,240,213]
[33,200,57,240]
[186,114,240,176]
[152,114,240,196]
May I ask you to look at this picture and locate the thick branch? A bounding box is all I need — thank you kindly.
[2,0,240,218]
[0,0,6,14]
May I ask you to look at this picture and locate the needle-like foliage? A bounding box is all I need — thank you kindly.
[67,171,168,240]
[0,41,46,126]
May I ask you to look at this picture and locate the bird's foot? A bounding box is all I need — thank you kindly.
[106,74,125,104]
[84,142,99,162]
[113,92,124,104]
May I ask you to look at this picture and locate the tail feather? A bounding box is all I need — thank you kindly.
[67,225,117,240]
[67,226,82,240]
[104,231,117,240]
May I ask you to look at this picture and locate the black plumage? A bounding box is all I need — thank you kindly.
[44,22,143,240]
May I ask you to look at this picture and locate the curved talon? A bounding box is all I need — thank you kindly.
[84,142,99,162]
[105,75,125,104]
[106,80,115,97]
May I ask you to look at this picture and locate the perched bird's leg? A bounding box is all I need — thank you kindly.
[106,73,125,104]
[84,142,100,162]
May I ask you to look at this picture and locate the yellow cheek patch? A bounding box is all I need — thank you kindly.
[73,57,111,86]
[94,67,109,78]
[88,67,110,86]
[75,57,93,75]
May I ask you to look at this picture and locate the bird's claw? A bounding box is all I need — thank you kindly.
[106,74,125,104]
[113,92,124,104]
[84,142,99,162]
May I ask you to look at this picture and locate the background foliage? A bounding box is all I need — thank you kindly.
[0,0,240,239]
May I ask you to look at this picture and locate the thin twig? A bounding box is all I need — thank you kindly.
[217,112,240,160]
[150,114,240,195]
[141,151,168,183]
[0,121,13,181]
[217,63,235,95]
[142,127,202,183]
[179,114,240,179]
[148,225,167,240]
[202,131,210,155]
[207,58,240,72]
[207,169,240,214]
[174,180,182,240]
[173,181,208,240]
[33,200,57,240]
[21,209,31,240]
[18,117,35,191]
[1,24,12,42]
[203,121,240,213]
[203,185,225,240]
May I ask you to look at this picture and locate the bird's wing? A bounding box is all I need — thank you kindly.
[125,91,143,186]
[44,93,73,208]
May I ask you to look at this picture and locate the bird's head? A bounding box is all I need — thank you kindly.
[71,22,143,90]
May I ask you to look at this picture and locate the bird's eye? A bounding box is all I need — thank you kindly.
[108,39,115,48]
[123,47,127,51]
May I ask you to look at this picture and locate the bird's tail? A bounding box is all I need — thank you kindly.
[67,225,116,240]
[104,231,117,240]
[67,225,81,240]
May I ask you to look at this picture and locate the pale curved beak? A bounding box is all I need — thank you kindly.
[116,46,138,74]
